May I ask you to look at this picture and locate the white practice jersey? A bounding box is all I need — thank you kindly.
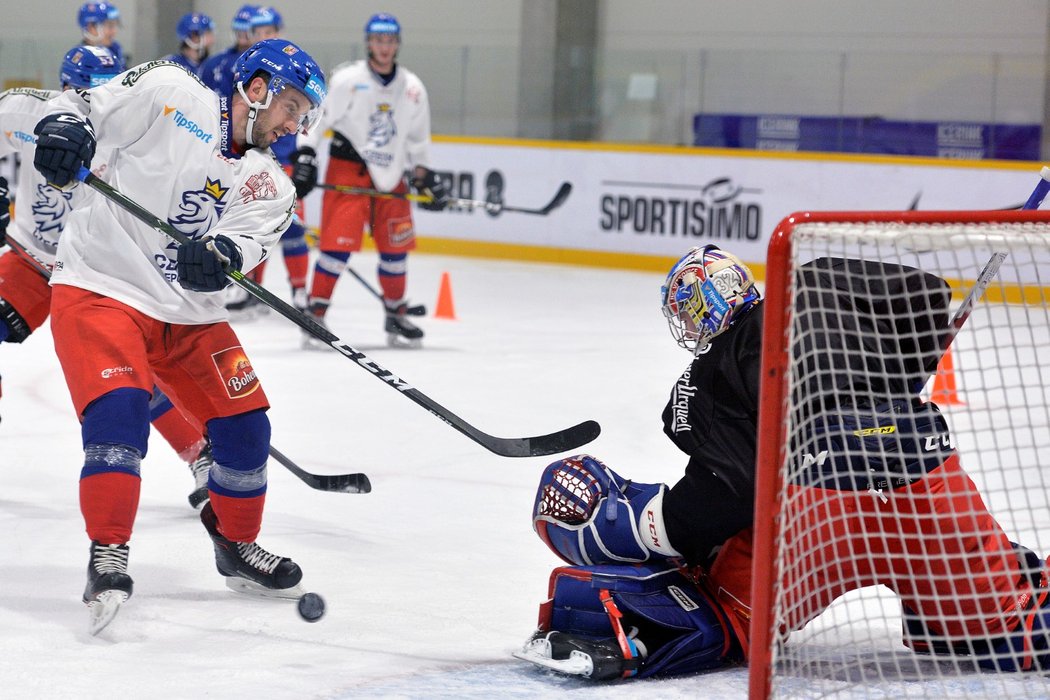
[299,60,432,192]
[0,87,99,272]
[46,61,295,325]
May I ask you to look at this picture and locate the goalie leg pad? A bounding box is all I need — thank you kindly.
[532,454,680,566]
[515,563,739,680]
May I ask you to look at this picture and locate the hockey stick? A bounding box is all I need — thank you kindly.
[269,445,371,493]
[911,165,1050,390]
[345,266,426,316]
[316,181,573,216]
[76,167,600,457]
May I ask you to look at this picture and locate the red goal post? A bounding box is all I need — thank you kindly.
[749,210,1050,699]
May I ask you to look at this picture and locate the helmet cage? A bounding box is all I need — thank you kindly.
[661,245,760,352]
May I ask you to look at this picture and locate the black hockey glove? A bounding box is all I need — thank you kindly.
[290,147,318,199]
[411,167,450,211]
[0,176,9,247]
[176,235,243,292]
[33,113,96,189]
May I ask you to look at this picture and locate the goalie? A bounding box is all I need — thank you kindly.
[515,245,1050,680]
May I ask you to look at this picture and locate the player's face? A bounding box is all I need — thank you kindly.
[252,25,280,41]
[252,87,312,147]
[367,34,399,71]
[86,20,119,46]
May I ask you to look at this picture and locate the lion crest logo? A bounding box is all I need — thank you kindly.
[31,184,74,242]
[169,178,229,236]
[367,103,396,148]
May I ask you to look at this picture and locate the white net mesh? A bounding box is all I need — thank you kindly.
[761,220,1050,699]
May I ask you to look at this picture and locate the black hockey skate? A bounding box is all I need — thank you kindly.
[200,502,305,599]
[514,629,647,681]
[83,541,133,635]
[385,306,424,348]
[187,442,213,511]
[225,286,269,321]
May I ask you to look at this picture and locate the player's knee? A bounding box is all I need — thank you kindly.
[206,409,270,498]
[80,387,151,477]
[532,455,680,566]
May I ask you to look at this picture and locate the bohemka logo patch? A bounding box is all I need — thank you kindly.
[667,585,699,612]
[211,346,259,399]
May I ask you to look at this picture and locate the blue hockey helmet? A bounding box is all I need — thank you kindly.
[364,13,401,37]
[661,245,761,353]
[234,38,327,136]
[177,12,216,43]
[78,2,120,30]
[231,4,258,33]
[249,6,284,32]
[59,44,124,89]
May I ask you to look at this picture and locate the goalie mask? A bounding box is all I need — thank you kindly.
[661,245,760,353]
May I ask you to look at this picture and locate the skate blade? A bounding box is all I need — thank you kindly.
[224,576,307,600]
[512,638,595,677]
[87,590,129,636]
[386,333,423,349]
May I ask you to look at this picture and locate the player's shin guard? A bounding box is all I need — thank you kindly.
[205,409,270,542]
[308,250,350,311]
[378,252,407,302]
[532,455,681,566]
[514,563,739,680]
[281,220,310,290]
[80,388,149,544]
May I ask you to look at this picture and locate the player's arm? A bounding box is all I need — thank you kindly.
[289,69,349,199]
[405,83,449,210]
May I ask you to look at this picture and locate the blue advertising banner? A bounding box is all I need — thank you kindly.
[694,114,1040,161]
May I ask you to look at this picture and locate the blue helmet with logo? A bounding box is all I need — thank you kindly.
[364,12,400,37]
[177,12,216,43]
[78,2,120,30]
[234,38,327,137]
[249,6,284,32]
[60,44,124,89]
[232,4,258,33]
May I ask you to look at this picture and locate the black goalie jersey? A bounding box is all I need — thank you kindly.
[659,257,951,565]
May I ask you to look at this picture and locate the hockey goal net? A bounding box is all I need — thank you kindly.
[750,210,1050,699]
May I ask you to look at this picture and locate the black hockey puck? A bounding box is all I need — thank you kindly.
[297,592,326,622]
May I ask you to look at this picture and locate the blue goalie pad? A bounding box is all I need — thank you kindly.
[519,563,739,680]
[532,455,676,566]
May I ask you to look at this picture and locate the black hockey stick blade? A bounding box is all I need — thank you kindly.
[269,445,371,493]
[78,169,599,458]
[500,182,573,216]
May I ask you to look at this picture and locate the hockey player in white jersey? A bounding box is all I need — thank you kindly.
[291,12,450,349]
[31,38,326,633]
[0,47,222,510]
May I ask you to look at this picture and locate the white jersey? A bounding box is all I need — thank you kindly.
[0,87,97,271]
[299,60,432,192]
[45,61,295,325]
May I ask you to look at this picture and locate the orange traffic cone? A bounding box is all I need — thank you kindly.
[930,347,963,405]
[434,271,456,320]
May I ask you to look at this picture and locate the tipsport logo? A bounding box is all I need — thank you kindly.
[164,105,214,144]
[5,130,35,144]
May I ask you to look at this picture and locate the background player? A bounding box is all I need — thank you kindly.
[516,245,1050,680]
[159,12,216,74]
[223,6,312,319]
[200,4,258,92]
[77,2,124,65]
[0,44,214,509]
[291,12,449,349]
[32,38,326,632]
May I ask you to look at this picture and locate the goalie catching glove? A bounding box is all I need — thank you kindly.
[411,167,450,211]
[176,235,243,292]
[33,113,96,190]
